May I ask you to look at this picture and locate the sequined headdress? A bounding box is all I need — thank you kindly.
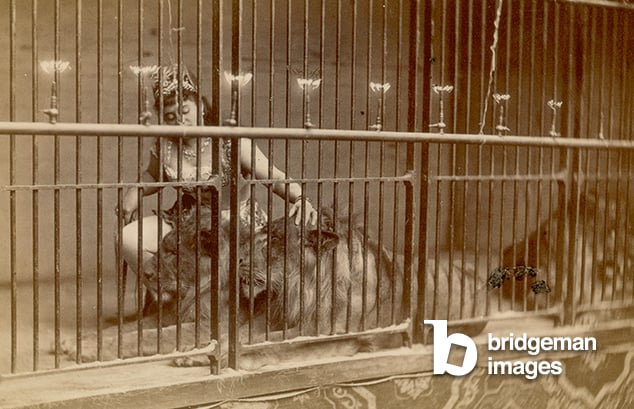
[151,63,197,100]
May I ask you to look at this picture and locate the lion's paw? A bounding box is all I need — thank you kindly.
[172,355,211,367]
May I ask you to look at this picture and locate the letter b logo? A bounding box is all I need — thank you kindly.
[424,320,477,376]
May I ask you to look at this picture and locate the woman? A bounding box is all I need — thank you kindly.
[119,64,317,310]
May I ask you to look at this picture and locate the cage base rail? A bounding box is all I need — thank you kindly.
[239,321,412,354]
[0,340,218,381]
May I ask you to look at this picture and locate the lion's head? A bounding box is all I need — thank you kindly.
[238,209,397,334]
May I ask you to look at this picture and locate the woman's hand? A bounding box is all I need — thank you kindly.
[289,197,318,226]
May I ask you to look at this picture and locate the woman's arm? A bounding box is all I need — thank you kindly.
[239,138,317,225]
[119,141,162,223]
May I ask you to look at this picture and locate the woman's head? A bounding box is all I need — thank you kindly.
[151,64,201,124]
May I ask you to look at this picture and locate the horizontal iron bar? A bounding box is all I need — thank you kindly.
[549,0,634,10]
[456,309,564,327]
[245,174,414,186]
[1,180,222,192]
[2,176,414,192]
[0,341,217,380]
[1,122,634,150]
[239,321,411,354]
[431,173,567,182]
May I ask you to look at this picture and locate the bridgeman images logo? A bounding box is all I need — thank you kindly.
[424,320,597,380]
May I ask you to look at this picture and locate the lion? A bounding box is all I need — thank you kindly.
[59,204,487,368]
[58,207,392,368]
[238,208,406,336]
[240,208,488,340]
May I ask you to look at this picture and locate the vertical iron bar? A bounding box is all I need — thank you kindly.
[406,0,426,341]
[479,0,487,133]
[609,153,619,302]
[607,11,618,300]
[452,0,459,133]
[318,0,325,129]
[459,1,471,318]
[515,0,524,133]
[265,0,275,340]
[317,0,327,333]
[116,0,124,359]
[285,0,291,128]
[599,10,610,301]
[228,0,242,369]
[229,135,241,368]
[282,0,291,336]
[268,0,275,127]
[334,0,342,130]
[135,0,144,356]
[558,1,577,325]
[359,0,374,332]
[374,0,388,326]
[466,0,478,316]
[449,0,469,318]
[624,152,633,301]
[96,0,104,362]
[31,0,40,372]
[391,146,400,325]
[615,14,627,301]
[539,2,548,136]
[250,0,256,127]
[486,151,495,313]
[465,0,473,130]
[474,144,483,316]
[528,0,536,136]
[248,132,256,344]
[579,146,589,304]
[588,8,599,305]
[195,0,203,349]
[283,142,289,338]
[395,0,403,131]
[330,0,342,334]
[300,0,308,335]
[175,0,184,351]
[209,0,220,364]
[53,0,61,369]
[434,0,445,318]
[346,0,358,332]
[75,0,83,363]
[300,133,307,334]
[156,0,165,350]
[9,0,17,372]
[519,1,531,311]
[413,0,430,341]
[506,0,521,311]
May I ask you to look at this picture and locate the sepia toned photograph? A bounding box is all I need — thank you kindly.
[0,0,633,408]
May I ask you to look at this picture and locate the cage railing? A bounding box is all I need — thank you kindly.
[2,121,634,375]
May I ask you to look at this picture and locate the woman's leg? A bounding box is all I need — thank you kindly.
[120,215,173,273]
[120,215,173,315]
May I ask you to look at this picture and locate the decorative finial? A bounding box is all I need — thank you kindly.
[547,99,563,137]
[40,60,71,124]
[369,82,391,131]
[493,93,511,136]
[297,77,322,128]
[130,65,159,125]
[429,84,454,134]
[224,72,253,126]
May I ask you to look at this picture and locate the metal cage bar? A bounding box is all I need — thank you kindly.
[1,0,634,378]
